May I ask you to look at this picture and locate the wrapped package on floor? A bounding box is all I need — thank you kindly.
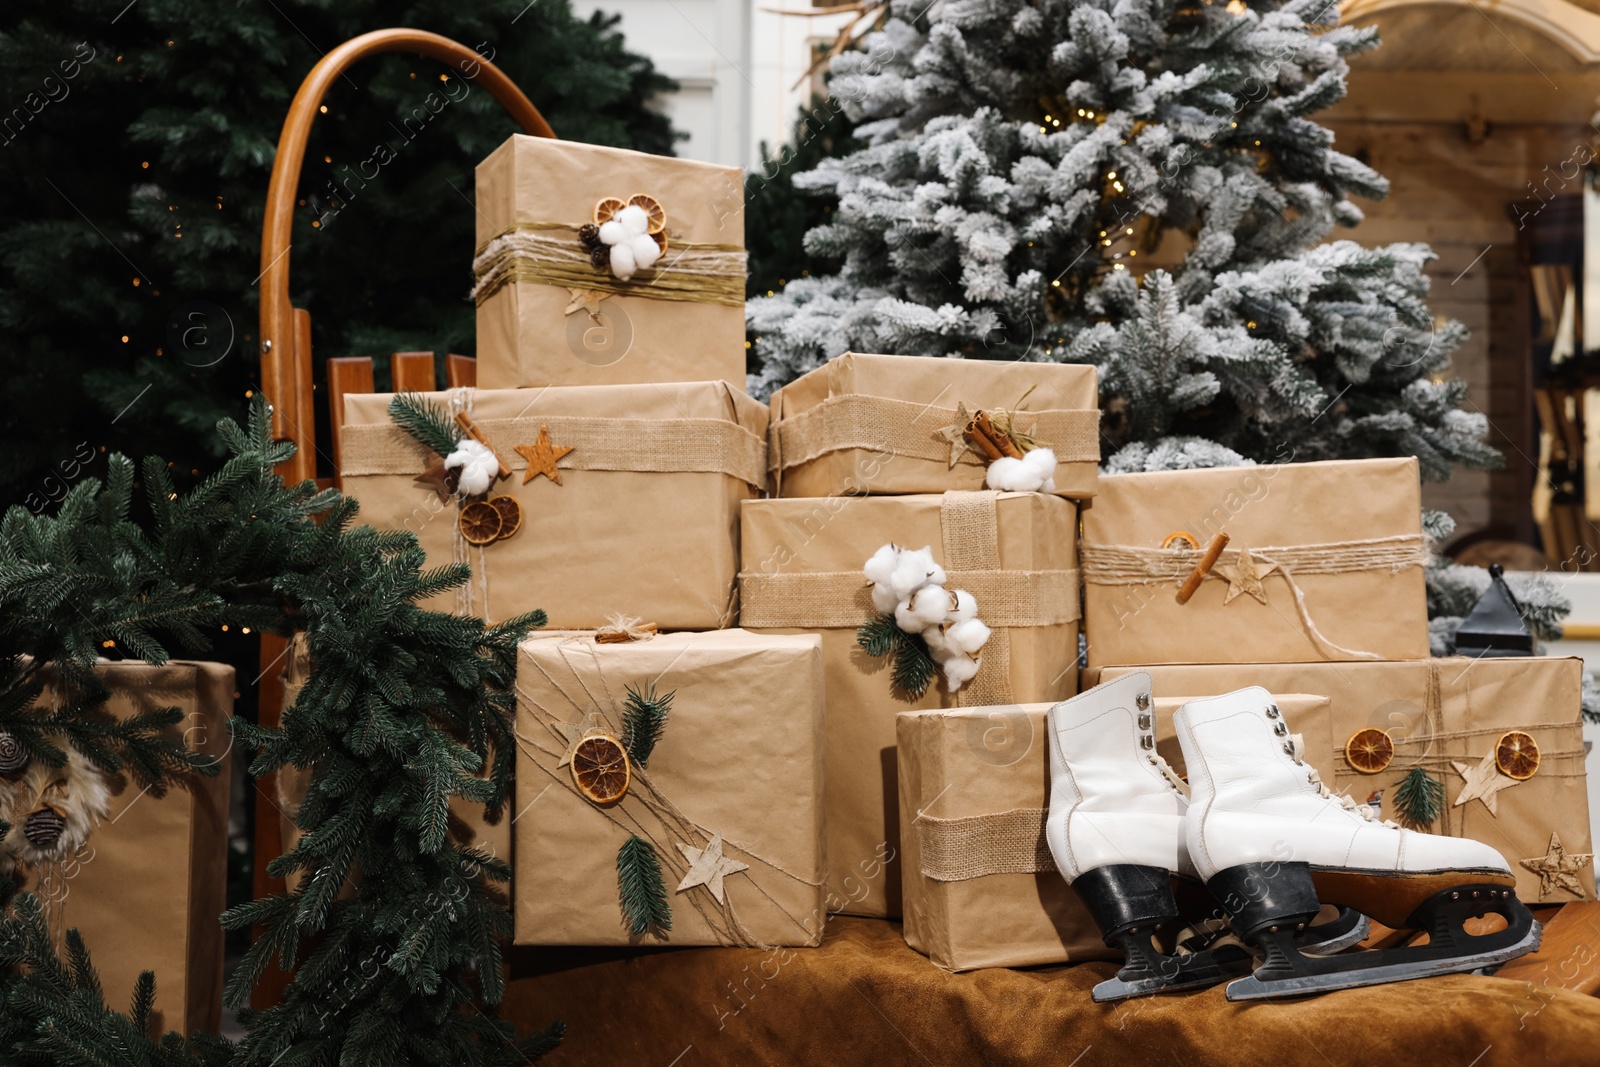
[1079,458,1430,667]
[739,490,1079,918]
[767,352,1100,499]
[6,660,232,1037]
[474,135,746,390]
[1085,657,1596,905]
[340,382,766,629]
[513,629,827,947]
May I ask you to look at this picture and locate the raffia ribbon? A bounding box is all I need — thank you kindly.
[916,807,1053,881]
[340,410,766,489]
[471,223,746,307]
[738,492,1078,707]
[1080,534,1428,660]
[770,394,1100,473]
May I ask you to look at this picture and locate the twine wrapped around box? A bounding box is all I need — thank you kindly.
[471,223,746,308]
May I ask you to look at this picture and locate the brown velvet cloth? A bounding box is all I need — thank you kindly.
[501,915,1600,1065]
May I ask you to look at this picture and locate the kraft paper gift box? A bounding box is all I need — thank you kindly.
[340,382,767,629]
[513,629,827,947]
[474,135,746,390]
[894,693,1329,971]
[17,660,232,1037]
[1079,457,1430,667]
[767,352,1101,500]
[739,490,1080,918]
[1085,658,1596,905]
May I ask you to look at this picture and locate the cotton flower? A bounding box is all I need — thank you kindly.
[941,653,981,692]
[599,203,664,281]
[896,585,951,631]
[984,447,1058,493]
[444,439,499,497]
[862,544,991,694]
[945,617,991,655]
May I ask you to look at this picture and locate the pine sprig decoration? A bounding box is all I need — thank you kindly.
[387,393,462,458]
[856,614,939,699]
[616,835,672,937]
[621,683,673,769]
[1392,767,1445,828]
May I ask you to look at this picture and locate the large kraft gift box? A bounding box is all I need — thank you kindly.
[473,135,746,390]
[1080,457,1430,667]
[894,692,1329,971]
[739,490,1080,918]
[513,629,827,947]
[767,352,1101,499]
[341,382,767,628]
[1086,657,1596,905]
[22,660,232,1037]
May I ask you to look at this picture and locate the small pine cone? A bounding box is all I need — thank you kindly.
[577,223,601,249]
[590,247,611,270]
[0,731,26,776]
[24,808,66,849]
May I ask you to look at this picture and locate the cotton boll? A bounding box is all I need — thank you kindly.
[616,204,650,235]
[922,626,951,657]
[985,456,1025,491]
[1039,476,1056,494]
[904,546,947,588]
[945,618,992,655]
[897,586,951,632]
[444,439,499,497]
[863,544,899,586]
[1020,447,1057,491]
[890,546,941,598]
[942,653,980,693]
[598,220,626,246]
[609,242,638,281]
[871,584,901,615]
[630,233,662,270]
[947,589,979,623]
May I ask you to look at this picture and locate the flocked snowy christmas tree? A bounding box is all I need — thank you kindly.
[747,0,1572,654]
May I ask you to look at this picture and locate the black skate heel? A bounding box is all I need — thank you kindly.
[1073,864,1248,1002]
[1174,872,1368,957]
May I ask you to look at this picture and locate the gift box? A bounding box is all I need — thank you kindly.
[14,661,232,1037]
[474,135,746,390]
[513,629,827,947]
[767,352,1100,499]
[1085,657,1596,905]
[1079,458,1430,667]
[739,490,1080,918]
[340,382,767,629]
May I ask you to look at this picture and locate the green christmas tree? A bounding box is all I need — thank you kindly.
[0,0,676,508]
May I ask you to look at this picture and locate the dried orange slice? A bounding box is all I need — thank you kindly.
[627,193,666,234]
[593,197,626,225]
[571,734,631,803]
[459,501,503,545]
[1495,730,1540,780]
[650,231,668,256]
[1161,531,1200,550]
[1344,728,1394,775]
[488,496,522,540]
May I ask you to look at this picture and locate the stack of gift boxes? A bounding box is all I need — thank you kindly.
[330,134,1594,969]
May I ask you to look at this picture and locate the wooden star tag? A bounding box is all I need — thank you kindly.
[1450,750,1522,817]
[1217,548,1279,605]
[413,457,457,501]
[515,425,575,486]
[934,402,979,468]
[674,833,749,904]
[552,711,608,768]
[564,287,610,321]
[1521,832,1593,900]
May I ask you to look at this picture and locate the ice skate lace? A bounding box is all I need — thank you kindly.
[1287,733,1400,829]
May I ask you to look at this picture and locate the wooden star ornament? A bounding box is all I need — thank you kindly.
[1521,832,1593,900]
[1217,548,1278,605]
[564,287,610,320]
[1451,750,1522,817]
[674,833,749,904]
[552,711,608,768]
[934,402,979,468]
[413,457,456,501]
[515,425,575,486]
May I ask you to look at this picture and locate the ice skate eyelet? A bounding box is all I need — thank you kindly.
[1273,721,1288,737]
[1140,735,1154,750]
[1137,712,1152,730]
[1266,704,1280,719]
[1282,742,1296,758]
[1136,692,1151,710]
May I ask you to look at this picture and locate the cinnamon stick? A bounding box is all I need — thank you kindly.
[974,410,1024,459]
[963,417,1005,462]
[595,622,658,643]
[453,411,512,480]
[1176,532,1230,605]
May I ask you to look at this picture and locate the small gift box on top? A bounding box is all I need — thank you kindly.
[474,135,747,390]
[767,352,1100,499]
[513,629,827,947]
[1079,457,1430,667]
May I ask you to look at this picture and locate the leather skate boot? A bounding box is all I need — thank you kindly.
[1046,673,1365,1001]
[1175,687,1542,1000]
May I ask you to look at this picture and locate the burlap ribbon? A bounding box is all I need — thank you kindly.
[340,409,767,490]
[737,491,1078,707]
[770,394,1101,474]
[916,807,1053,882]
[471,223,746,308]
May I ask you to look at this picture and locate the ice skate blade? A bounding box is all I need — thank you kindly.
[1092,962,1233,1003]
[1299,909,1369,957]
[1224,920,1543,1001]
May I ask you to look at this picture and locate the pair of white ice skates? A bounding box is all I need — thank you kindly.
[1047,672,1543,1002]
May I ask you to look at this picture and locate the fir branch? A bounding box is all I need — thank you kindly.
[621,683,673,769]
[1393,767,1445,828]
[856,613,902,658]
[616,835,672,937]
[891,632,938,700]
[387,393,462,458]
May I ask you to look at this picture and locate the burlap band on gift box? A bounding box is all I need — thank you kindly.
[915,807,1053,881]
[340,409,767,489]
[1080,534,1428,660]
[769,394,1101,474]
[471,223,746,307]
[738,492,1078,707]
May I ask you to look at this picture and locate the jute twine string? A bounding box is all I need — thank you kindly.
[471,224,746,307]
[513,637,823,948]
[443,389,492,621]
[1081,534,1428,660]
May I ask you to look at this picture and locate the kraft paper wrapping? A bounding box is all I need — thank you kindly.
[896,703,1111,972]
[25,660,231,1037]
[513,630,827,947]
[738,491,1080,918]
[768,353,1101,500]
[340,383,767,629]
[474,135,746,390]
[1086,658,1596,904]
[1080,458,1430,667]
